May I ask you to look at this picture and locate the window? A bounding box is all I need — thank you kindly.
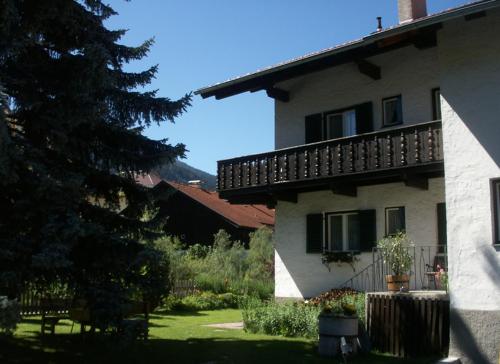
[326,211,360,251]
[385,207,406,236]
[493,179,500,244]
[382,95,403,127]
[325,109,357,139]
[432,88,442,120]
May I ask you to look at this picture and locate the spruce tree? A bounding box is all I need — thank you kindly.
[0,0,191,320]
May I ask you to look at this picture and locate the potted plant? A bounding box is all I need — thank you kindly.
[317,298,359,357]
[377,232,413,292]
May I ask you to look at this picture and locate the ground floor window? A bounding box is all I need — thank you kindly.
[385,206,405,236]
[493,179,500,244]
[326,211,360,251]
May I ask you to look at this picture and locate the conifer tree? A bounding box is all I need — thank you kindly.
[0,0,190,319]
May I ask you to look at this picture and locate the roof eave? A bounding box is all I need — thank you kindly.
[195,0,500,99]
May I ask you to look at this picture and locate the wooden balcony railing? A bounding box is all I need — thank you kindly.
[217,120,443,196]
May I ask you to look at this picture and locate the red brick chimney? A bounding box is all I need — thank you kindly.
[398,0,427,23]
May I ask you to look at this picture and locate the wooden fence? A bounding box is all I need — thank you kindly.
[366,292,450,358]
[171,279,197,298]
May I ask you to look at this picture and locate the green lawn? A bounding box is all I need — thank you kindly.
[1,309,437,364]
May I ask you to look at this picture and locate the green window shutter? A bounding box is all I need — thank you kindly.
[355,102,374,134]
[306,213,323,253]
[305,113,323,144]
[437,203,447,246]
[359,209,376,252]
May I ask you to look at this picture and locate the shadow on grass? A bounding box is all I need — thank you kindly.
[156,310,208,317]
[1,334,438,364]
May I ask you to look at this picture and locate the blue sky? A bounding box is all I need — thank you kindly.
[107,0,467,175]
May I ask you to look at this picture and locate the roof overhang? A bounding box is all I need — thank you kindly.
[195,0,500,100]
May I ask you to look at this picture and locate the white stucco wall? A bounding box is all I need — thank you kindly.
[439,10,500,312]
[275,178,445,299]
[274,45,440,149]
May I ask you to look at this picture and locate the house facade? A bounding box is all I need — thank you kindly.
[196,1,500,362]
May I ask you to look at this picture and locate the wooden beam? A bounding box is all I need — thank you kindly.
[265,199,277,209]
[356,60,381,80]
[266,87,290,102]
[331,184,357,197]
[273,192,298,204]
[411,30,438,49]
[402,173,429,190]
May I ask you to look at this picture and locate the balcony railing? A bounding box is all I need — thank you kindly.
[217,120,443,196]
[341,245,448,293]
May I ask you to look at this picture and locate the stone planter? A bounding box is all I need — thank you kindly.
[318,314,358,357]
[386,274,410,292]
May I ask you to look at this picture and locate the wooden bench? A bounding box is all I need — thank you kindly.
[40,298,72,335]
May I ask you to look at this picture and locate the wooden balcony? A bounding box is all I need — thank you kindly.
[217,120,444,205]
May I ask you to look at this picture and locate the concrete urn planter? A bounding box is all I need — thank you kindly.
[318,314,358,357]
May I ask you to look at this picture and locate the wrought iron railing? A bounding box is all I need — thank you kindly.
[340,245,447,292]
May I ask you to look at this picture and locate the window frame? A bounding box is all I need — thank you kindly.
[492,179,500,245]
[385,206,406,236]
[325,210,361,252]
[324,106,357,140]
[432,88,442,120]
[382,95,403,127]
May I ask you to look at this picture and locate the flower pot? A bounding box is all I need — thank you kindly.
[386,274,410,292]
[318,314,358,336]
[318,314,358,357]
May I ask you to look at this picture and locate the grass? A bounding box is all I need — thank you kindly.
[0,309,438,364]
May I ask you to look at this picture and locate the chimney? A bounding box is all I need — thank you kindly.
[398,0,427,24]
[188,180,203,189]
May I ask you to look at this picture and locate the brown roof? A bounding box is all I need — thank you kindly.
[136,174,274,229]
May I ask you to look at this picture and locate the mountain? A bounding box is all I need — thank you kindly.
[155,160,217,190]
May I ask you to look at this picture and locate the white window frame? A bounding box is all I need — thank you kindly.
[385,206,405,236]
[325,109,356,139]
[382,96,402,126]
[326,211,359,252]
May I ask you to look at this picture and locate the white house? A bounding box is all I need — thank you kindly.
[196,1,500,362]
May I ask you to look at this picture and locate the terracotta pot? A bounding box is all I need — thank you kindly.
[386,274,410,292]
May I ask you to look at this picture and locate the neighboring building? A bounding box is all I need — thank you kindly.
[137,174,274,246]
[195,0,500,362]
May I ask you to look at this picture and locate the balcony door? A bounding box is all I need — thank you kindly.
[325,109,357,139]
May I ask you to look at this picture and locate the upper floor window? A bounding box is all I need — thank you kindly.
[385,206,405,236]
[432,88,441,120]
[325,109,356,139]
[382,95,403,127]
[493,179,500,244]
[304,102,373,144]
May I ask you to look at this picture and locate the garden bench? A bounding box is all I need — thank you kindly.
[40,298,72,335]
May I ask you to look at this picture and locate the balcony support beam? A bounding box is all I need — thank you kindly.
[266,87,290,102]
[402,173,429,190]
[331,183,357,197]
[356,60,381,80]
[273,192,298,204]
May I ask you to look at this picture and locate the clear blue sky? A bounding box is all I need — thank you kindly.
[107,0,467,175]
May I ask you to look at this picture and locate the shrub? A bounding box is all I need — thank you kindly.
[154,228,275,301]
[242,300,320,338]
[377,232,413,276]
[308,289,366,325]
[0,296,21,336]
[173,291,241,311]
